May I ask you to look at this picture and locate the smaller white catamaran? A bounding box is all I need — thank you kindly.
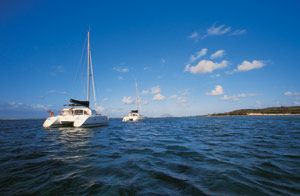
[43,30,109,128]
[122,81,143,122]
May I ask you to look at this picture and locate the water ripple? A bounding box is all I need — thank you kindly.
[0,116,300,195]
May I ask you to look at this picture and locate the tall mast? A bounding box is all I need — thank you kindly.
[135,80,141,112]
[87,31,91,102]
[87,29,98,111]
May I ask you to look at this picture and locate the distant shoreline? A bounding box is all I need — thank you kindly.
[208,113,300,117]
[209,106,300,117]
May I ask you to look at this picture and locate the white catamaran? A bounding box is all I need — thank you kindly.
[43,30,109,128]
[122,81,143,122]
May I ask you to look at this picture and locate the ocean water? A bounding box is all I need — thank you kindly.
[0,116,299,195]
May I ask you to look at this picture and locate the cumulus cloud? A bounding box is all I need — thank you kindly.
[142,85,166,101]
[207,85,224,96]
[221,93,256,101]
[185,60,228,74]
[190,48,208,62]
[122,96,133,104]
[153,93,165,101]
[284,91,300,96]
[236,60,265,72]
[151,86,161,94]
[210,50,225,59]
[113,66,129,73]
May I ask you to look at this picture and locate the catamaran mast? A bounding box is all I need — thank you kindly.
[86,30,98,111]
[87,31,91,102]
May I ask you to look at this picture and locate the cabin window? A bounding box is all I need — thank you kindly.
[74,110,83,115]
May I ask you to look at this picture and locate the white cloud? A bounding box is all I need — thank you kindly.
[143,86,166,102]
[207,85,224,96]
[221,93,256,101]
[177,96,188,104]
[31,104,49,110]
[151,86,161,94]
[113,66,129,73]
[210,73,221,78]
[4,101,50,111]
[207,24,231,36]
[188,32,199,41]
[284,91,300,96]
[199,24,246,39]
[197,48,208,57]
[185,60,228,74]
[236,60,265,72]
[153,93,165,101]
[161,58,166,64]
[230,29,247,36]
[39,90,68,99]
[142,86,162,95]
[190,48,208,62]
[169,90,189,106]
[189,24,246,41]
[122,96,133,104]
[210,50,225,59]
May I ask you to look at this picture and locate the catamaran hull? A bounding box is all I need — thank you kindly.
[43,115,109,128]
[73,115,109,127]
[122,116,143,122]
[43,117,60,128]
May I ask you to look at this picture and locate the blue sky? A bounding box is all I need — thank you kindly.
[0,0,300,118]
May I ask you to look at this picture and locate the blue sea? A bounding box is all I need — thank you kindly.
[0,116,299,195]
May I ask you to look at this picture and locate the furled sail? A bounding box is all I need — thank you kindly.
[69,99,89,107]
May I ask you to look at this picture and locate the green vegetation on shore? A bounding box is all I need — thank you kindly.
[210,106,300,116]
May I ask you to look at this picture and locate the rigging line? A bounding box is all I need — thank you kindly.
[73,33,87,99]
[89,50,98,111]
[74,35,87,82]
[81,41,88,100]
[135,79,141,113]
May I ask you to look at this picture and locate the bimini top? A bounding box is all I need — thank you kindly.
[69,99,90,107]
[131,110,138,113]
